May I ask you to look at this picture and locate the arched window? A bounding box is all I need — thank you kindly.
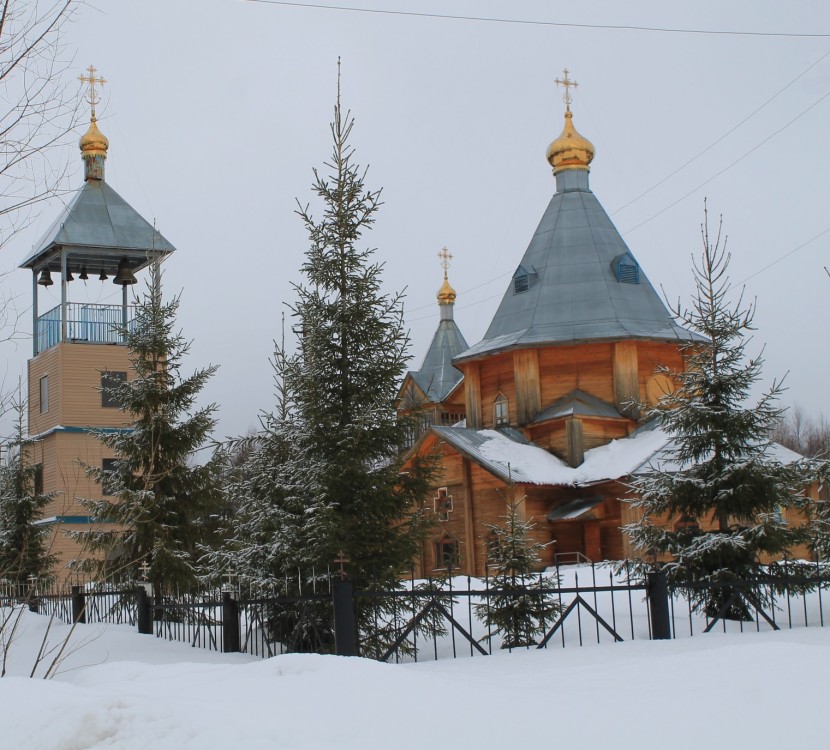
[494,392,509,427]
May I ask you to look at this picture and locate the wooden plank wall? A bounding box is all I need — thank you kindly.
[538,343,615,407]
[513,349,541,424]
[613,341,639,417]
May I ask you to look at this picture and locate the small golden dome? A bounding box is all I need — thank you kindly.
[79,117,109,159]
[546,110,594,173]
[437,275,456,305]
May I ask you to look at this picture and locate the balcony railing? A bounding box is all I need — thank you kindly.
[36,303,136,354]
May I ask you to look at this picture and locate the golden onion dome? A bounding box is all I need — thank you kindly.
[79,117,109,159]
[437,274,457,305]
[546,109,594,173]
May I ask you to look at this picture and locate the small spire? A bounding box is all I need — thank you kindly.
[78,65,109,181]
[546,68,594,175]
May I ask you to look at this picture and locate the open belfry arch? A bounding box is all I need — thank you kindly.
[401,70,702,576]
[20,68,175,579]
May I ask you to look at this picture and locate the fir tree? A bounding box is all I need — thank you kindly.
[283,66,433,595]
[625,206,813,619]
[0,399,56,584]
[76,260,221,594]
[209,72,434,654]
[475,499,559,649]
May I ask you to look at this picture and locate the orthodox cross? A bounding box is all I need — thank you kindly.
[139,561,151,580]
[334,550,350,581]
[79,65,106,118]
[554,68,578,110]
[438,246,453,279]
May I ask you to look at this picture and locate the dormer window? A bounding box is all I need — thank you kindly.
[513,264,538,294]
[494,392,509,427]
[611,253,640,284]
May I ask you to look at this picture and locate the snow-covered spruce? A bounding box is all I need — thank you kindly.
[624,206,816,619]
[73,259,222,595]
[208,71,436,654]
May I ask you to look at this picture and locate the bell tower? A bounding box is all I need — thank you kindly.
[19,68,175,579]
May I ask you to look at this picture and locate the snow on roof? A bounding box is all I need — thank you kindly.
[434,424,671,486]
[433,422,804,487]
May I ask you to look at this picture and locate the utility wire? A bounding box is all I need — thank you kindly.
[241,0,830,38]
[621,84,830,236]
[611,47,830,216]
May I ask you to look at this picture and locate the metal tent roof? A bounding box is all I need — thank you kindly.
[20,179,175,274]
[408,317,469,403]
[455,170,698,363]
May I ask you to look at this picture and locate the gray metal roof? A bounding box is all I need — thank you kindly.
[532,389,624,423]
[20,179,175,273]
[455,170,698,363]
[408,318,469,403]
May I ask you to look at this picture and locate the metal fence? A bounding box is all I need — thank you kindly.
[5,563,830,662]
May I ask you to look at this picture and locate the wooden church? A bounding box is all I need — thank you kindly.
[400,72,705,576]
[20,69,173,579]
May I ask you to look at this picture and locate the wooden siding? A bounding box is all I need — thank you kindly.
[538,343,615,407]
[462,362,482,428]
[613,341,639,418]
[28,343,133,435]
[636,341,686,400]
[477,353,516,428]
[513,349,541,425]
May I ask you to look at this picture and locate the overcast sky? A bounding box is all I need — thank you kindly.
[2,0,830,442]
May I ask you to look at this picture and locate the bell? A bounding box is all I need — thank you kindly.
[65,268,74,282]
[79,268,89,281]
[113,258,137,286]
[99,269,108,281]
[37,268,53,287]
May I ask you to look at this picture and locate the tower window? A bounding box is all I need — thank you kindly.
[494,392,509,427]
[39,375,49,413]
[102,458,119,496]
[101,371,127,408]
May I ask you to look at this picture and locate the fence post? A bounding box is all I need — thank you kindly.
[332,579,356,657]
[647,569,672,640]
[136,586,153,635]
[71,585,86,624]
[222,591,240,653]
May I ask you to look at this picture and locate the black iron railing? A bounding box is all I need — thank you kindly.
[7,563,830,662]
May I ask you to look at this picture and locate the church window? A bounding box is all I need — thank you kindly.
[440,412,464,426]
[434,534,460,571]
[494,392,509,427]
[33,464,43,496]
[101,371,127,408]
[673,515,700,533]
[39,375,48,413]
[486,531,502,568]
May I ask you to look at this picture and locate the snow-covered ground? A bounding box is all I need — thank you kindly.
[2,603,828,749]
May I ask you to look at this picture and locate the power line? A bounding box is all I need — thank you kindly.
[737,226,830,286]
[241,0,830,38]
[611,47,830,216]
[621,83,830,236]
